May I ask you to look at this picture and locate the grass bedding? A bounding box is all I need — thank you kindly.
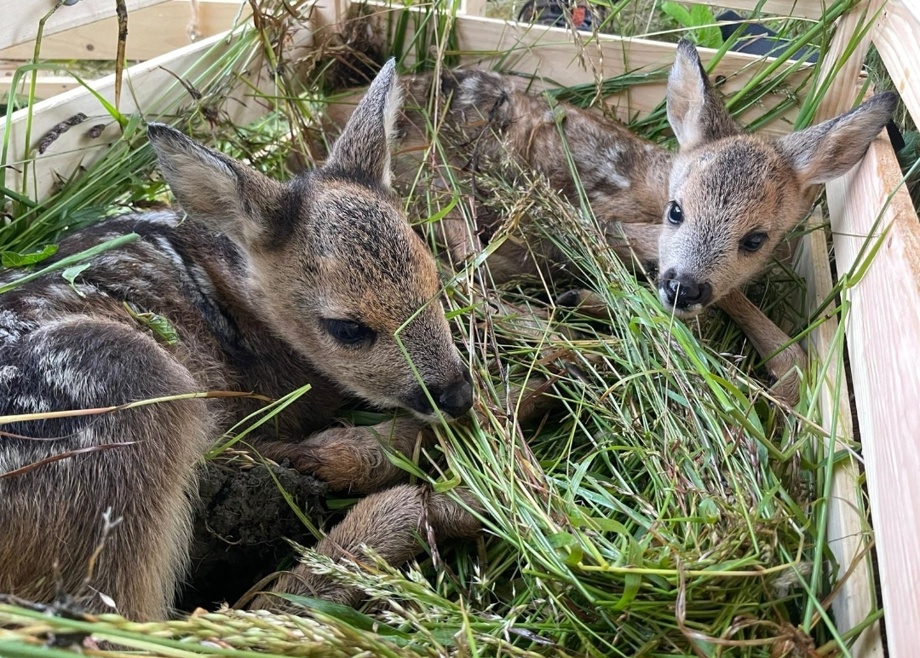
[0,0,896,655]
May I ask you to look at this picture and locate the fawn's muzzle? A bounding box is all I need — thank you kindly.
[659,270,713,310]
[408,370,474,419]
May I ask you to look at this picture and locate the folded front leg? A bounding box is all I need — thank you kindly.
[250,484,482,610]
[717,288,805,406]
[257,417,431,494]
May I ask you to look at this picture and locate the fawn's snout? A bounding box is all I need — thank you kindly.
[407,369,474,419]
[658,270,712,315]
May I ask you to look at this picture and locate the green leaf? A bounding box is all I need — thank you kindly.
[123,302,180,345]
[1,244,58,267]
[0,233,139,295]
[688,3,711,25]
[432,474,462,493]
[547,531,578,549]
[698,497,721,524]
[660,1,693,27]
[61,262,91,297]
[580,516,629,534]
[661,2,723,48]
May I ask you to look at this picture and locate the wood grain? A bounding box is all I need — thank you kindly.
[713,0,825,19]
[825,127,920,658]
[366,2,810,135]
[1,28,270,204]
[0,0,248,62]
[873,0,920,124]
[0,0,168,51]
[0,71,74,100]
[794,209,883,658]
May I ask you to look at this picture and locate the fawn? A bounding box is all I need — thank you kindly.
[0,60,479,620]
[351,39,895,403]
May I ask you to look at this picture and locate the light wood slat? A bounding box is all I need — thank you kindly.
[793,209,884,658]
[365,2,812,135]
[0,72,75,100]
[872,0,920,126]
[0,0,249,62]
[712,0,825,20]
[825,127,920,658]
[1,28,271,204]
[0,0,168,51]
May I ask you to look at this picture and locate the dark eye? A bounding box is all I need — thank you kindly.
[323,319,376,346]
[667,201,684,226]
[740,232,768,253]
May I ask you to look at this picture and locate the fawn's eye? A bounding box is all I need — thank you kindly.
[323,319,376,346]
[740,232,768,253]
[667,202,684,226]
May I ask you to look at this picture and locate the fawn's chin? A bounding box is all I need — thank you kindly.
[405,406,463,426]
[675,305,706,319]
[417,411,447,425]
[657,295,705,320]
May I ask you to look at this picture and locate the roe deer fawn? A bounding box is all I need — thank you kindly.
[0,60,479,620]
[349,40,895,404]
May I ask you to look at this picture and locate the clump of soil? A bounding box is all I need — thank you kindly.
[178,458,328,612]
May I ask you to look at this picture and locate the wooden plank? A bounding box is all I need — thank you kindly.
[705,0,825,20]
[817,3,919,652]
[311,0,348,35]
[367,3,811,135]
[460,0,488,17]
[825,124,920,658]
[0,0,168,51]
[0,69,75,99]
[0,0,249,62]
[794,209,883,658]
[873,0,920,125]
[1,28,272,204]
[812,0,883,124]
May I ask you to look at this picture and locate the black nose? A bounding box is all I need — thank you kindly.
[409,370,474,418]
[659,269,712,308]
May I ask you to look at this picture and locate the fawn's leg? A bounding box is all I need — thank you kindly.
[257,417,433,494]
[250,484,481,610]
[0,319,212,620]
[717,288,805,405]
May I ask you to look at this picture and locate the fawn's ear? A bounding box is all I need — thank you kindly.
[323,58,402,188]
[776,92,898,185]
[147,123,282,247]
[667,39,740,150]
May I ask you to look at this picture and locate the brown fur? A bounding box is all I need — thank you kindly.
[251,485,481,610]
[0,60,478,619]
[330,40,896,402]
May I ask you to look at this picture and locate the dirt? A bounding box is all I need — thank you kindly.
[177,457,329,612]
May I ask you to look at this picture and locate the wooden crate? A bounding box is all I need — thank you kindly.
[0,0,251,98]
[818,3,920,655]
[1,1,916,655]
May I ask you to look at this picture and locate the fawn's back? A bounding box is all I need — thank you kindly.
[375,42,895,318]
[0,59,473,619]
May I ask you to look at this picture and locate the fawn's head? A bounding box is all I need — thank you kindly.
[147,60,473,421]
[658,39,897,318]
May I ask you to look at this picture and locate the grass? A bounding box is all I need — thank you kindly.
[0,0,906,655]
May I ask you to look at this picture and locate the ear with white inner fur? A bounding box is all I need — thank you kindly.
[776,92,898,185]
[666,39,740,151]
[147,122,282,246]
[323,58,402,188]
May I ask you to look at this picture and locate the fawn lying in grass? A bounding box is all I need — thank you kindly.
[0,61,479,619]
[339,40,895,404]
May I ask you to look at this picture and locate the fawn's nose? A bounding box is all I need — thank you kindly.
[409,370,474,419]
[659,270,713,309]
